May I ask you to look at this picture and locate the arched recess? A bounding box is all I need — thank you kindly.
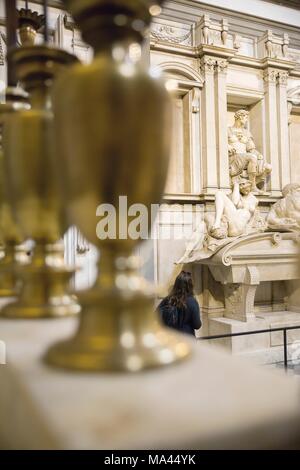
[287,86,300,183]
[154,61,203,196]
[288,86,300,107]
[153,61,204,94]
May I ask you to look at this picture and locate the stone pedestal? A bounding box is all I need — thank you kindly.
[0,316,300,449]
[209,311,300,362]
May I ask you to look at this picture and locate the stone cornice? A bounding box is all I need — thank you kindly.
[261,57,296,71]
[151,39,299,76]
[202,232,300,269]
[150,40,195,57]
[196,44,235,60]
[162,1,300,49]
[163,193,279,205]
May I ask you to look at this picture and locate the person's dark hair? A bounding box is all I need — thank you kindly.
[168,270,194,309]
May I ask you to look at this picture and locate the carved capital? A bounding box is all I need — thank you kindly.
[200,56,215,74]
[263,69,278,84]
[277,71,289,86]
[215,58,228,73]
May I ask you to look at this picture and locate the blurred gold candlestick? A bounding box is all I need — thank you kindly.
[0,87,31,299]
[45,0,191,372]
[17,8,45,46]
[1,46,80,318]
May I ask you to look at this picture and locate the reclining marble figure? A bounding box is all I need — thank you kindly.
[177,180,265,264]
[209,179,263,239]
[267,183,300,230]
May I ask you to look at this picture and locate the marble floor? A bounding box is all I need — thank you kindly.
[270,361,300,376]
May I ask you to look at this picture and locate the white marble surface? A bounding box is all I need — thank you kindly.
[0,316,300,449]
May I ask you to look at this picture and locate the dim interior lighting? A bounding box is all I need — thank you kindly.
[149,5,162,16]
[165,79,178,92]
[129,43,142,62]
[114,14,127,26]
[112,45,126,61]
[119,63,135,78]
[120,332,136,348]
[149,67,161,79]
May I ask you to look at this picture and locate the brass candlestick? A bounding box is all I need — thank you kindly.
[17,8,45,46]
[1,45,80,318]
[0,87,31,299]
[45,0,191,372]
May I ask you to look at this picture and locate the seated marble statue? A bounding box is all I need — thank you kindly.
[177,180,265,264]
[267,183,300,230]
[209,179,262,239]
[228,109,271,193]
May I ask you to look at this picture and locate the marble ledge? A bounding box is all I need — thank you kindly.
[0,316,300,449]
[163,193,280,205]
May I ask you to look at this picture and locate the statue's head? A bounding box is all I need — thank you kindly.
[234,109,249,127]
[282,183,300,198]
[239,178,252,195]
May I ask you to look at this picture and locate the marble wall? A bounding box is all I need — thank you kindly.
[149,2,300,306]
[2,2,300,312]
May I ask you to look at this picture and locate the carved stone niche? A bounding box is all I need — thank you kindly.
[194,14,228,48]
[257,29,289,60]
[197,232,300,322]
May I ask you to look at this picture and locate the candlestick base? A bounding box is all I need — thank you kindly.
[0,263,80,319]
[44,285,191,372]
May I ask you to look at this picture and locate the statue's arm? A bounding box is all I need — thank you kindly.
[228,128,235,154]
[231,182,241,207]
[246,132,257,151]
[267,201,296,227]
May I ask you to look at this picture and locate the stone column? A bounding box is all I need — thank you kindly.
[190,87,202,194]
[200,56,218,193]
[277,71,291,188]
[263,68,281,196]
[215,58,230,191]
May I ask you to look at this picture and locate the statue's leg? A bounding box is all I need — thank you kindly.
[211,192,225,229]
[212,191,236,229]
[247,155,261,192]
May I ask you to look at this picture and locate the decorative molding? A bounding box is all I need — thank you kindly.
[215,58,228,73]
[277,71,289,85]
[151,24,192,46]
[200,56,215,74]
[263,69,278,83]
[155,61,204,85]
[162,0,300,50]
[195,14,229,48]
[258,29,290,60]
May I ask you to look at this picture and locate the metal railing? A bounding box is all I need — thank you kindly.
[198,325,300,370]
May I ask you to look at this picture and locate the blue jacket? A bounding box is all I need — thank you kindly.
[158,295,201,336]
